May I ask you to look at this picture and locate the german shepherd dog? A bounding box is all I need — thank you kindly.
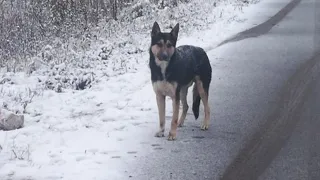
[149,22,212,140]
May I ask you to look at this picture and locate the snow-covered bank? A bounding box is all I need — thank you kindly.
[0,0,267,179]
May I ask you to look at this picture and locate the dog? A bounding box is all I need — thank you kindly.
[149,22,212,140]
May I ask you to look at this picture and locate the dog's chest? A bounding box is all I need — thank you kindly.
[152,81,177,97]
[155,59,168,77]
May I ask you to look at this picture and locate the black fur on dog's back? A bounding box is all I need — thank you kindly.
[149,45,212,119]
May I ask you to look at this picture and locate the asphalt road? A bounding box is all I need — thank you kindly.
[128,0,320,179]
[258,59,320,180]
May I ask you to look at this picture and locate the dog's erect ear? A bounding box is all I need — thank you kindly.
[170,23,179,39]
[151,21,161,37]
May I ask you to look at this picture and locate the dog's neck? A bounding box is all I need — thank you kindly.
[155,58,168,78]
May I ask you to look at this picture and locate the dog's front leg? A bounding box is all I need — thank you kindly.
[155,94,166,137]
[168,95,180,141]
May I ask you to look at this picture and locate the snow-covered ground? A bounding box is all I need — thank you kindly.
[0,0,278,179]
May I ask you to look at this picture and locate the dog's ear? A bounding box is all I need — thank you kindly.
[170,23,179,39]
[151,21,161,37]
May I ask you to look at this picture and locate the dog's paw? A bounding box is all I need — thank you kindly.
[167,131,176,141]
[155,131,165,137]
[200,124,209,131]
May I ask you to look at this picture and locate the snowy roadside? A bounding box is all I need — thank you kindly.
[0,0,267,180]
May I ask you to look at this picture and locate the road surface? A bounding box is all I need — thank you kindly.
[128,0,320,179]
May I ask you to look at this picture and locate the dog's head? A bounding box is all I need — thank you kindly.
[150,22,179,61]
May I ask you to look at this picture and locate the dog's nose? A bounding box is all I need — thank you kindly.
[160,52,168,60]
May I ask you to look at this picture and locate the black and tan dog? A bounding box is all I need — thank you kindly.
[149,22,212,140]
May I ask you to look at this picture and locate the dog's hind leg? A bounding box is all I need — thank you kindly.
[192,83,201,120]
[195,76,210,130]
[178,86,189,127]
[155,94,166,137]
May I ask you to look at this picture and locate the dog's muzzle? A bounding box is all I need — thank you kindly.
[159,52,169,61]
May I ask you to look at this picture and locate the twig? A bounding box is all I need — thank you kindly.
[11,149,18,159]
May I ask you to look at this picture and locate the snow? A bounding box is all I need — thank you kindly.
[0,0,275,179]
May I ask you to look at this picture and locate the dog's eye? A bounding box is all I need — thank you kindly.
[167,43,172,48]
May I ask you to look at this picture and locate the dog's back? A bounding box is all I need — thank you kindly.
[165,45,212,87]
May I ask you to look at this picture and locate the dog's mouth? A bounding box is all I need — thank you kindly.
[157,57,169,61]
[158,55,170,61]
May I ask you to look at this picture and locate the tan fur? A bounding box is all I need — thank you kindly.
[151,40,175,59]
[153,81,177,97]
[151,40,163,58]
[153,74,210,139]
[153,81,179,140]
[155,94,165,137]
[168,96,180,141]
[177,87,188,127]
[194,76,210,130]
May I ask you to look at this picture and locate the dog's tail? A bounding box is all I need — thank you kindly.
[192,85,201,120]
[192,48,212,120]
